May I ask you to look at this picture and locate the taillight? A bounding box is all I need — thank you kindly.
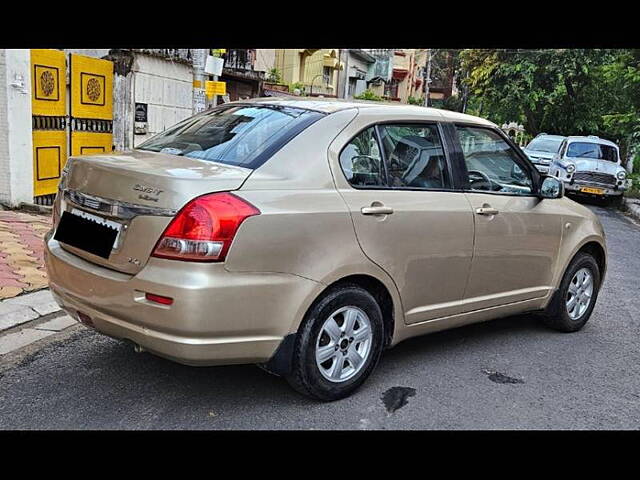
[151,192,259,262]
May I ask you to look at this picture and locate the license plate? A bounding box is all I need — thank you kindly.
[71,209,123,244]
[54,210,122,259]
[580,187,605,195]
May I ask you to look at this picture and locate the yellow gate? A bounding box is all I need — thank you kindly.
[31,49,67,198]
[69,53,114,157]
[30,51,114,202]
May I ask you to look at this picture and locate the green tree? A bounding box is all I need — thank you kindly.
[460,49,616,133]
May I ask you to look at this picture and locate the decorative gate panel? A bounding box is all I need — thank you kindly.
[31,49,67,199]
[69,53,113,159]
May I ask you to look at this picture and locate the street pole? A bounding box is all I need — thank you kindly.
[192,49,208,114]
[423,49,432,107]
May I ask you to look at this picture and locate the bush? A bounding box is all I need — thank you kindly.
[407,96,424,105]
[627,173,640,198]
[266,68,282,84]
[354,89,382,101]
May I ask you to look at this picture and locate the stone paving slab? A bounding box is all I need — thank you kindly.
[4,289,59,316]
[0,289,62,332]
[0,328,56,355]
[0,209,52,300]
[0,302,40,331]
[34,315,77,332]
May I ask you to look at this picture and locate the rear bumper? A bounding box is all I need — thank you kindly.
[44,232,322,366]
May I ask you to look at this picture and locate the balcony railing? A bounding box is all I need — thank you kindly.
[223,49,256,71]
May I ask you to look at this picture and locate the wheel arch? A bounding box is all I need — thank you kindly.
[577,240,606,280]
[321,274,396,349]
[263,272,399,377]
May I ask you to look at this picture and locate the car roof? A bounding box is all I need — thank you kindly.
[226,97,496,127]
[531,134,566,141]
[566,136,618,148]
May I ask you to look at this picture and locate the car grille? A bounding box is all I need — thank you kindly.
[573,172,616,186]
[530,157,551,165]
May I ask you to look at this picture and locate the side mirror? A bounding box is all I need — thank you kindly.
[540,175,564,199]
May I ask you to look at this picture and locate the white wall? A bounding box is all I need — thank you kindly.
[0,49,33,206]
[131,54,192,147]
[255,49,276,74]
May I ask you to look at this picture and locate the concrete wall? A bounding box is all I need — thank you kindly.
[255,49,276,74]
[0,49,33,207]
[130,54,193,147]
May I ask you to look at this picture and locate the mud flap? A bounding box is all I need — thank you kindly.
[259,333,297,377]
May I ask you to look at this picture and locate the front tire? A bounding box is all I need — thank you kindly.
[285,284,384,401]
[609,195,623,209]
[541,252,601,332]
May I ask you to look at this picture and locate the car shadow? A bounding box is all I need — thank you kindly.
[566,193,611,208]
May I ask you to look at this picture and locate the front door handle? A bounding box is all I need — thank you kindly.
[475,206,499,216]
[361,205,394,215]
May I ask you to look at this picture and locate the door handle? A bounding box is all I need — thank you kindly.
[475,207,499,216]
[361,205,394,215]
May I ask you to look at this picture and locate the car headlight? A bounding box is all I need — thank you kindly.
[566,163,576,174]
[617,170,626,180]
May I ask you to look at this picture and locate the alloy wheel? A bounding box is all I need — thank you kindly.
[566,267,594,320]
[315,306,373,383]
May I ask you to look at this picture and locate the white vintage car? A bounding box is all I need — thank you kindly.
[549,135,627,205]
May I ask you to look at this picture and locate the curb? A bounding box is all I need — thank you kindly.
[0,289,78,356]
[623,197,640,223]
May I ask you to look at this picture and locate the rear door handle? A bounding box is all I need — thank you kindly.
[361,206,394,215]
[475,207,499,215]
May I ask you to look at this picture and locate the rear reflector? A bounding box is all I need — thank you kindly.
[77,311,94,327]
[145,293,174,305]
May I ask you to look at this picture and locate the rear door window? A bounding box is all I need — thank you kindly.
[376,124,450,189]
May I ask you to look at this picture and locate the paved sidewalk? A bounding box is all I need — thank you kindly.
[0,209,51,300]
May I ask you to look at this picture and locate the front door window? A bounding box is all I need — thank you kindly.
[456,126,533,195]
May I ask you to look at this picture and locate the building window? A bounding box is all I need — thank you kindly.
[323,66,332,85]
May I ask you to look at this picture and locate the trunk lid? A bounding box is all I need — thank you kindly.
[55,150,253,274]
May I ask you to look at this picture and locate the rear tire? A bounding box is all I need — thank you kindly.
[541,252,601,332]
[285,283,384,401]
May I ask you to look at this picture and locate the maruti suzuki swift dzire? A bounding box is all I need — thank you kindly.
[45,98,606,401]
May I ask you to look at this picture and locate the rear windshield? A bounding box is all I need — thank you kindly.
[137,105,323,169]
[526,136,563,153]
[566,142,618,162]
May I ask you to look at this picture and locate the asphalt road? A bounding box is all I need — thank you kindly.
[1,202,639,430]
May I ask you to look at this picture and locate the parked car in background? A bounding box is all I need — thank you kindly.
[523,134,566,174]
[549,135,627,205]
[45,99,607,401]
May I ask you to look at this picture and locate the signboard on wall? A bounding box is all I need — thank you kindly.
[205,80,226,98]
[135,103,148,122]
[134,102,148,135]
